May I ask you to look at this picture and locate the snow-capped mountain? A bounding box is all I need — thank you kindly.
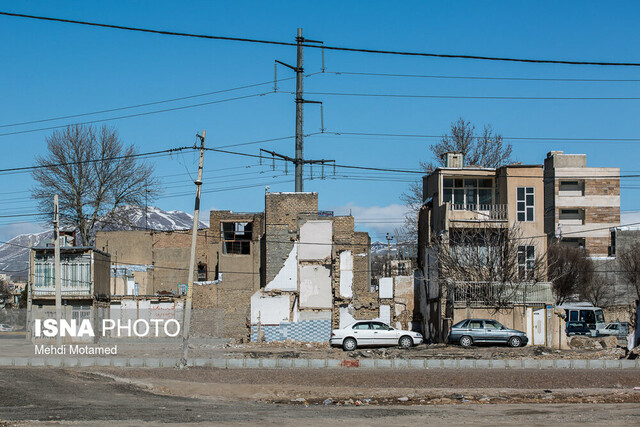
[0,206,207,280]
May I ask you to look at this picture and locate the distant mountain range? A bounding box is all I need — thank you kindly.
[0,206,207,280]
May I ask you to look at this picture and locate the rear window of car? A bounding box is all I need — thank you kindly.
[452,320,468,328]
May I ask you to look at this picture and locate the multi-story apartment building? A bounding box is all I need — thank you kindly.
[416,152,553,343]
[543,151,620,257]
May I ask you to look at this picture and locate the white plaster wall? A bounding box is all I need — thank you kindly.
[379,277,393,299]
[339,250,353,298]
[265,244,298,291]
[298,220,332,260]
[339,306,357,329]
[299,310,331,321]
[250,292,290,324]
[377,304,391,325]
[299,265,332,309]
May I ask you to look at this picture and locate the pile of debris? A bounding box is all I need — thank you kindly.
[567,335,618,350]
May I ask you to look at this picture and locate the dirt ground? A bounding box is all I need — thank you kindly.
[2,368,640,425]
[90,367,640,406]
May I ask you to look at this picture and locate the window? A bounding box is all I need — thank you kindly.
[559,209,583,225]
[517,187,534,221]
[221,222,252,254]
[559,180,583,196]
[371,322,390,330]
[197,262,207,281]
[518,245,535,279]
[353,322,371,330]
[484,320,502,329]
[469,320,483,329]
[443,177,494,209]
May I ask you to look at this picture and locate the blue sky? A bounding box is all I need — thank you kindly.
[1,1,639,242]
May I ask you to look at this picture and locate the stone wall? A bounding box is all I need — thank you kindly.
[585,178,620,196]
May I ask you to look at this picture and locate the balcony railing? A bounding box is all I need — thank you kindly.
[450,204,507,220]
[32,284,92,297]
[451,281,552,307]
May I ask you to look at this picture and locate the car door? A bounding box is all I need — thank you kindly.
[371,322,398,345]
[483,320,506,343]
[467,320,486,342]
[351,322,375,345]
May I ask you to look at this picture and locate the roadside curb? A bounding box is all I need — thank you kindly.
[0,357,638,369]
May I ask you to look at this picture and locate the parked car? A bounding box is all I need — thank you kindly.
[599,322,630,337]
[448,319,528,348]
[0,324,13,332]
[330,321,423,351]
[565,321,594,337]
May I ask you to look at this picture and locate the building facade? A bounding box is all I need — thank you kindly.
[417,152,552,343]
[544,151,620,256]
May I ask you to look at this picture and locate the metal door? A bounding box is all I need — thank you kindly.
[533,308,546,345]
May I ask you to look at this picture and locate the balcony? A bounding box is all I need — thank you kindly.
[449,204,508,222]
[32,284,92,297]
[451,281,552,307]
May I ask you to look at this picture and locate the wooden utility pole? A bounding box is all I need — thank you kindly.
[54,194,62,345]
[181,130,205,365]
[385,232,394,277]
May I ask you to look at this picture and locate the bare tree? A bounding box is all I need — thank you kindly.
[618,241,640,300]
[580,274,612,307]
[31,125,158,245]
[0,278,10,303]
[547,243,594,305]
[433,224,545,309]
[401,118,514,237]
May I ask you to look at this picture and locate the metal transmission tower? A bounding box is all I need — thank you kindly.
[274,28,326,192]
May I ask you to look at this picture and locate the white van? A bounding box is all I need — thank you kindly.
[559,303,606,333]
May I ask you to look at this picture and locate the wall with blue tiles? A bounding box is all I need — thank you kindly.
[251,319,331,342]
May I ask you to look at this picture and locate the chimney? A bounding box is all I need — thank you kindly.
[442,151,464,168]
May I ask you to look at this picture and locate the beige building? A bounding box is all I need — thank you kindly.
[544,151,620,256]
[417,152,553,343]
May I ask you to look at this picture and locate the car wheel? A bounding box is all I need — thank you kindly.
[342,337,357,351]
[399,335,413,349]
[508,336,522,347]
[459,335,473,348]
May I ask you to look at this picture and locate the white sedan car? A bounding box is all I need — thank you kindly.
[330,321,423,351]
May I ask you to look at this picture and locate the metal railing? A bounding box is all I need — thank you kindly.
[450,204,507,220]
[451,281,552,306]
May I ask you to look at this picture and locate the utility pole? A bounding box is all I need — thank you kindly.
[181,130,205,365]
[385,232,394,277]
[274,28,325,192]
[294,28,304,192]
[54,194,62,345]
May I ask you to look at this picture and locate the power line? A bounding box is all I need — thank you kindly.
[0,146,190,174]
[303,91,640,101]
[0,79,293,129]
[323,131,640,143]
[3,11,640,66]
[0,92,274,137]
[327,70,640,83]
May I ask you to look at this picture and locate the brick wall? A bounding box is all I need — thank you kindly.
[265,193,318,232]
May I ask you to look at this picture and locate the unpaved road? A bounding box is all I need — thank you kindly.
[1,368,639,425]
